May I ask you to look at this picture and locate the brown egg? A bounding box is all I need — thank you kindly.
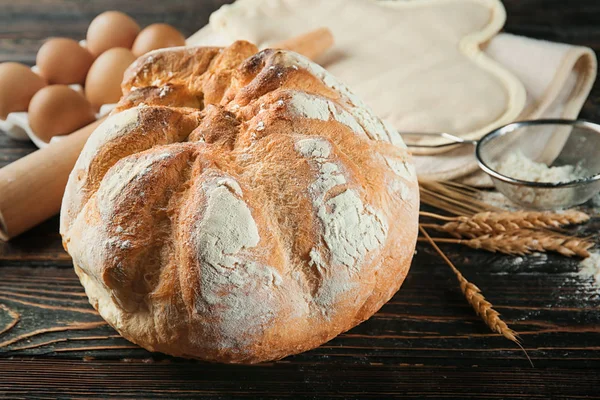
[132,23,186,57]
[36,38,94,85]
[28,85,96,143]
[85,47,136,109]
[0,62,46,120]
[86,11,140,57]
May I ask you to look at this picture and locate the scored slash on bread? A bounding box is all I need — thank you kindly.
[60,41,419,363]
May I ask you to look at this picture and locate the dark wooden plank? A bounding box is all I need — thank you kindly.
[1,0,600,398]
[0,0,235,64]
[0,129,37,168]
[0,216,70,265]
[1,359,600,399]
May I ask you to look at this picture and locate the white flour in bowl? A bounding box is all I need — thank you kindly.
[493,150,587,183]
[490,150,592,208]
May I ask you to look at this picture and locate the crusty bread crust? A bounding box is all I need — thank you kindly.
[60,41,419,364]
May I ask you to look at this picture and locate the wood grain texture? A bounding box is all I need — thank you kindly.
[1,0,600,398]
[2,360,600,399]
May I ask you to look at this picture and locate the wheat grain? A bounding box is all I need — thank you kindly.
[419,226,532,365]
[427,231,593,258]
[422,210,590,238]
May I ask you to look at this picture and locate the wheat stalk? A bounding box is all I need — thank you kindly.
[419,180,501,216]
[418,226,532,366]
[424,230,593,258]
[421,210,590,238]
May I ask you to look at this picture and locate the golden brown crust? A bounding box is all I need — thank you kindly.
[60,41,419,364]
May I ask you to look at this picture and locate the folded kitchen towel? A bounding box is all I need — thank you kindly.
[418,32,596,184]
[457,33,596,186]
[188,0,597,185]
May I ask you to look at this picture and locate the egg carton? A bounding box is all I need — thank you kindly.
[0,41,115,149]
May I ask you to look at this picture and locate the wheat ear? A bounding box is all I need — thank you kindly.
[426,231,593,258]
[421,210,590,238]
[419,226,533,366]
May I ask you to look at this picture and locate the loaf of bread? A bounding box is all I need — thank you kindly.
[60,41,419,363]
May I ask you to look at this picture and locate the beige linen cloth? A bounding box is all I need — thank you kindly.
[443,32,596,186]
[188,0,597,186]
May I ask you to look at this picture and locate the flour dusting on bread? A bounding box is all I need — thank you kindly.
[194,176,260,270]
[288,91,330,121]
[384,155,417,181]
[191,174,288,349]
[320,190,387,270]
[287,91,367,137]
[295,137,388,271]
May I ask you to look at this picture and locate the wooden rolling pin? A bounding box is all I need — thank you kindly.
[272,27,334,62]
[0,28,334,241]
[0,118,104,241]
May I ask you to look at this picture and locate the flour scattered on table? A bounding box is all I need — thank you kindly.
[588,192,600,214]
[577,251,600,294]
[477,189,518,210]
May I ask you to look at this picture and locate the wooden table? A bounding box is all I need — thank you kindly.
[1,0,599,398]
